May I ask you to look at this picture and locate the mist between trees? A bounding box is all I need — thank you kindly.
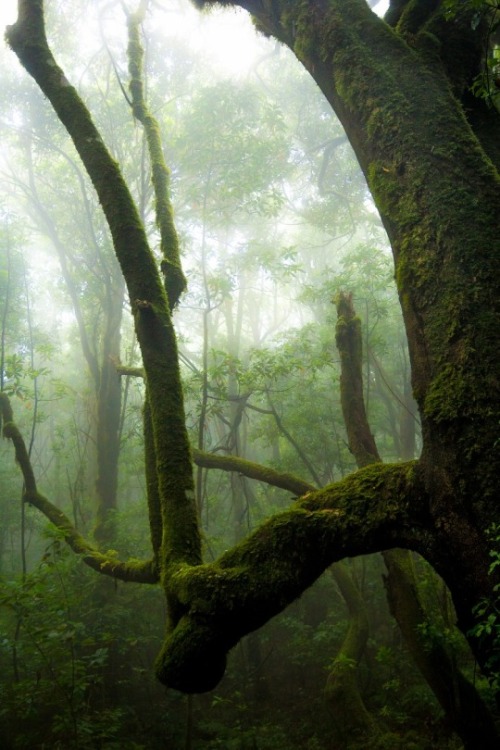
[1,1,500,749]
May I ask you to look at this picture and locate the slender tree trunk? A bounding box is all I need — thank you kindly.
[325,563,382,742]
[94,277,125,543]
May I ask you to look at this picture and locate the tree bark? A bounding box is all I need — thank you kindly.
[187,0,500,682]
[335,291,500,748]
[325,564,378,741]
[7,0,201,577]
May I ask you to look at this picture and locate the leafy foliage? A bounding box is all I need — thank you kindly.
[469,524,500,693]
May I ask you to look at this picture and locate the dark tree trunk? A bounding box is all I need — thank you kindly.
[196,0,500,681]
[335,292,499,747]
[325,564,381,742]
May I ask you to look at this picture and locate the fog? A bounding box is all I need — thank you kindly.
[0,1,486,749]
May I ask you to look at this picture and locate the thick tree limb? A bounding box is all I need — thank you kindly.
[2,388,429,696]
[192,425,378,729]
[156,460,427,692]
[334,293,500,749]
[2,383,315,581]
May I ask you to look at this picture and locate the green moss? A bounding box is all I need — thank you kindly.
[8,1,202,578]
[155,461,422,693]
[424,364,469,422]
[143,396,163,561]
[127,10,186,310]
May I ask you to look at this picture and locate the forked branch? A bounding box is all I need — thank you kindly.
[7,0,200,572]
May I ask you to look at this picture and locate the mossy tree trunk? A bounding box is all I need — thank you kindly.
[186,0,500,677]
[7,0,201,580]
[335,291,499,748]
[325,563,380,743]
[5,0,500,700]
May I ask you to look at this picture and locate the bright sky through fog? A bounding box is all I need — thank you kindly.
[1,1,16,27]
[1,1,390,69]
[1,1,269,79]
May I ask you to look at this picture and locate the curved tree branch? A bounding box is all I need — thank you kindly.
[191,448,315,497]
[126,1,187,309]
[0,393,157,584]
[156,459,428,692]
[7,0,201,572]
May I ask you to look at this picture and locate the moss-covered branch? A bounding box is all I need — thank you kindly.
[7,0,201,573]
[156,460,427,692]
[192,434,379,727]
[335,291,381,468]
[126,1,186,310]
[334,293,499,748]
[191,449,315,497]
[105,362,316,499]
[193,425,382,724]
[0,393,157,584]
[327,294,389,740]
[326,564,376,739]
[1,393,38,496]
[116,365,145,378]
[114,363,314,497]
